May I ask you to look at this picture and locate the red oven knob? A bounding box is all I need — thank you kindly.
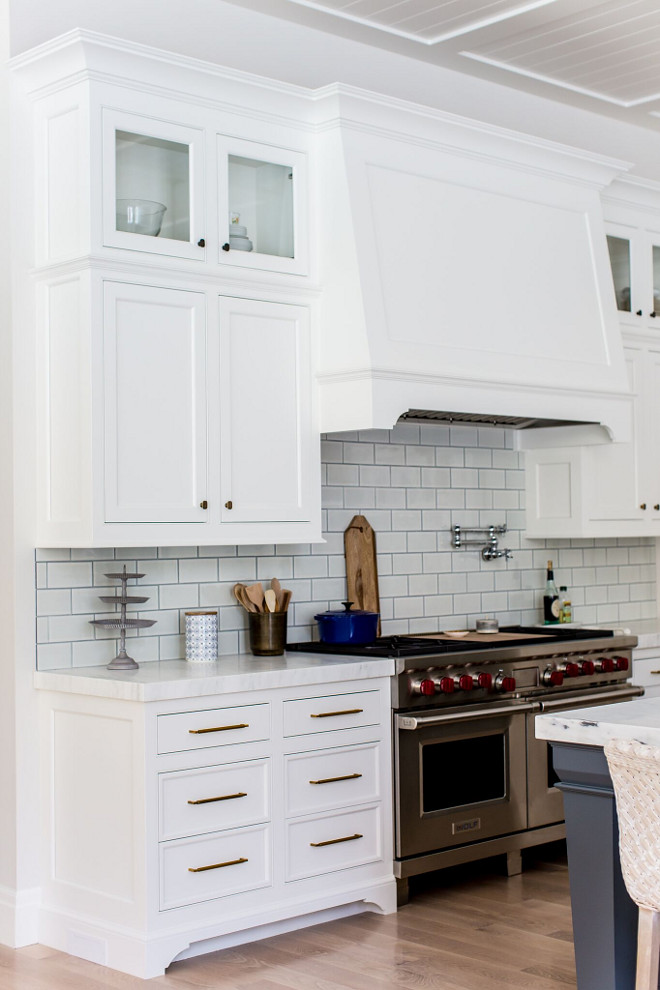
[495,675,516,693]
[597,658,615,673]
[579,660,595,676]
[418,678,436,696]
[542,668,564,687]
[458,675,474,692]
[615,656,629,672]
[438,676,455,694]
[562,662,579,678]
[476,672,493,691]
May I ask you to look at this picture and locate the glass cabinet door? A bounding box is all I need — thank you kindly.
[218,137,308,275]
[102,110,206,261]
[606,234,632,313]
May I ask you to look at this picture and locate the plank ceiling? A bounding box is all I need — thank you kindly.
[223,0,660,128]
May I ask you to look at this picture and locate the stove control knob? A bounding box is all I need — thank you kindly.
[411,677,436,697]
[495,674,516,693]
[560,662,579,678]
[458,674,474,692]
[542,668,564,687]
[614,656,629,672]
[579,660,595,676]
[596,657,615,673]
[476,672,493,691]
[438,676,455,694]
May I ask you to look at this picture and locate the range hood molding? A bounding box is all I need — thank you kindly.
[315,91,632,442]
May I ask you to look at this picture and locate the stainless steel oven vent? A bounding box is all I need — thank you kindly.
[399,409,596,429]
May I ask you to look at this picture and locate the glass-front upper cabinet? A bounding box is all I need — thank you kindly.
[102,110,206,261]
[606,233,632,313]
[217,136,308,276]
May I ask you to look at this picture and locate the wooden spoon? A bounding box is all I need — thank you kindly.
[280,589,292,612]
[246,582,265,612]
[233,583,257,613]
[264,589,277,613]
[271,577,283,610]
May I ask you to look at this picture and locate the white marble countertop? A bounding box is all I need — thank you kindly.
[33,652,395,702]
[536,696,660,748]
[596,618,660,651]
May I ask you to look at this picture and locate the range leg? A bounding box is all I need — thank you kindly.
[506,849,522,876]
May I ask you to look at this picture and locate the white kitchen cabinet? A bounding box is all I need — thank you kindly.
[35,668,395,979]
[102,109,207,262]
[524,331,660,537]
[218,297,315,525]
[632,649,660,699]
[605,220,660,331]
[103,282,208,524]
[218,136,308,276]
[37,274,320,546]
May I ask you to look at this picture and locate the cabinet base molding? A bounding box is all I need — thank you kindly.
[0,885,40,949]
[38,878,397,979]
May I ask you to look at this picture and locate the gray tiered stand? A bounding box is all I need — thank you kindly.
[89,566,156,670]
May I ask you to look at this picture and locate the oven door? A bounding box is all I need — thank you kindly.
[395,702,533,859]
[526,685,644,829]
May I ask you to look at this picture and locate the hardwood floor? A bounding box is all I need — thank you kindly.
[0,843,576,989]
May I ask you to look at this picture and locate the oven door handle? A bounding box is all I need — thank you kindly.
[537,686,644,711]
[397,702,536,730]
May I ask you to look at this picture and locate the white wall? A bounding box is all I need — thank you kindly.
[10,0,660,182]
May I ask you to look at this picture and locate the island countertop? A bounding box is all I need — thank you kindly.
[536,695,660,748]
[33,652,395,703]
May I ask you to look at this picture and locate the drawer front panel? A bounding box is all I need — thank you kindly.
[633,657,660,686]
[160,824,271,910]
[157,704,270,754]
[285,743,380,817]
[159,759,270,840]
[286,806,381,881]
[283,691,380,737]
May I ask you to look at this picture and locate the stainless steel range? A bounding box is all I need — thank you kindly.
[290,626,641,902]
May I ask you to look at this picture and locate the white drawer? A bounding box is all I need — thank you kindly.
[285,743,380,818]
[160,824,271,910]
[159,759,270,841]
[286,806,381,881]
[283,691,380,737]
[633,657,660,687]
[157,704,270,754]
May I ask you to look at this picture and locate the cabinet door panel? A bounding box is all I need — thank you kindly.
[587,348,645,524]
[219,298,312,523]
[104,282,208,523]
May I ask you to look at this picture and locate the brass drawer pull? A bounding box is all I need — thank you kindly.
[189,723,249,734]
[188,792,247,805]
[309,773,363,785]
[310,708,363,719]
[188,857,248,873]
[650,671,660,675]
[310,833,363,848]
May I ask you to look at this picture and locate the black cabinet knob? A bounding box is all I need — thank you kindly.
[641,503,648,510]
[222,243,230,252]
[197,238,205,247]
[655,504,660,511]
[651,312,657,318]
[636,310,643,316]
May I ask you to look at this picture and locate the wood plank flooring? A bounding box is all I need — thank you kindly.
[0,843,576,989]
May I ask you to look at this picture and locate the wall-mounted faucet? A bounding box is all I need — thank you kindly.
[452,524,513,562]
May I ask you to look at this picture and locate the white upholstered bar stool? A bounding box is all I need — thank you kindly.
[604,738,660,990]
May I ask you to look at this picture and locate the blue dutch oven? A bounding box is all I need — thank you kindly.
[314,601,379,645]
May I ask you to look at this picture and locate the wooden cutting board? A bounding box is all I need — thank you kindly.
[344,515,381,635]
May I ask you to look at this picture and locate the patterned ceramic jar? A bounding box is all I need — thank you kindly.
[185,611,218,662]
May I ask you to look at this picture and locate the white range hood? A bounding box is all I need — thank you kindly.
[313,87,633,442]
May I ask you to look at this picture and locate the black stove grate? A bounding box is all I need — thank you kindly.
[286,626,615,659]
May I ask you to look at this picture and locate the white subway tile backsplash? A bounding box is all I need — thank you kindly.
[35,426,657,669]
